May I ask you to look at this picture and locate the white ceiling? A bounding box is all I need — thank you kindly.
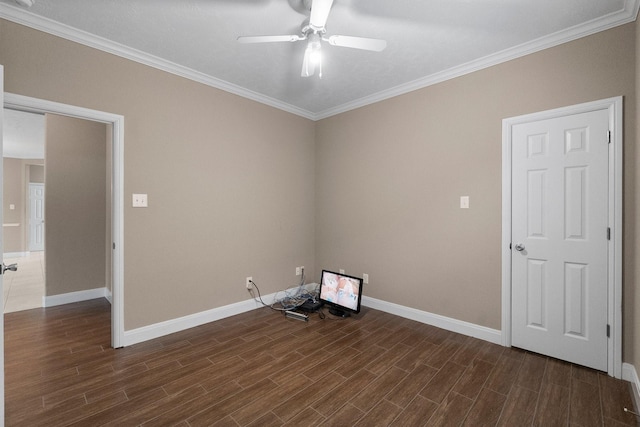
[3,109,45,159]
[0,0,638,120]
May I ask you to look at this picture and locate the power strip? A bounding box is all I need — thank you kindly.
[285,310,308,322]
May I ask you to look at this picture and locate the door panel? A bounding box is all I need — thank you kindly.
[511,108,609,371]
[1,63,6,425]
[29,183,45,251]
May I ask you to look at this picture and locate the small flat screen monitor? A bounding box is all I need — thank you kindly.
[319,270,363,317]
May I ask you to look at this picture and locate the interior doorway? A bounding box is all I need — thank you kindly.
[501,97,623,378]
[2,108,45,312]
[510,108,609,371]
[3,93,125,349]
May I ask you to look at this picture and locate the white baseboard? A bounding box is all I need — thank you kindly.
[622,363,640,411]
[361,296,502,345]
[123,287,501,348]
[43,287,109,308]
[123,283,317,347]
[123,297,265,347]
[105,288,113,304]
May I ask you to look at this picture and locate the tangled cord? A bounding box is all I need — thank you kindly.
[248,270,319,312]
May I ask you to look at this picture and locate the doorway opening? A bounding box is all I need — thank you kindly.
[3,93,124,349]
[501,97,622,378]
[2,109,46,312]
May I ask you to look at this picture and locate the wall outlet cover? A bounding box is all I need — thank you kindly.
[132,193,148,208]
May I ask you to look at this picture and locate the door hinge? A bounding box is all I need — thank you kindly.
[113,243,116,250]
[607,228,611,240]
[607,324,610,338]
[608,130,611,144]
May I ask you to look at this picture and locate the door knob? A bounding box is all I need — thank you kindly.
[0,263,17,275]
[514,243,525,252]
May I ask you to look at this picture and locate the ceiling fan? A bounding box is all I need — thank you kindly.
[237,0,387,78]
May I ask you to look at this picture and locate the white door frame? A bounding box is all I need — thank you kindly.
[4,92,125,349]
[501,96,623,378]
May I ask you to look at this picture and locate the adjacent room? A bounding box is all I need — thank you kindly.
[0,0,639,425]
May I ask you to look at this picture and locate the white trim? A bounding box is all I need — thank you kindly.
[501,96,623,378]
[123,283,317,346]
[314,1,639,120]
[43,287,109,308]
[124,295,269,347]
[622,363,640,412]
[0,63,5,427]
[0,1,637,121]
[105,287,113,305]
[124,290,501,347]
[0,4,315,121]
[362,296,502,345]
[3,251,28,258]
[4,93,125,349]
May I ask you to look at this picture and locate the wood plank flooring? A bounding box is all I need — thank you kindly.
[5,298,639,426]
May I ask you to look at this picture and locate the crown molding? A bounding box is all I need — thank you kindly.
[313,0,640,120]
[0,3,316,120]
[1,0,638,122]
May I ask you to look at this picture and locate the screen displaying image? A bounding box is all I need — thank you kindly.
[320,271,360,311]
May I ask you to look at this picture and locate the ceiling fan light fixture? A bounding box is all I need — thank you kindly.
[309,49,321,65]
[238,0,384,79]
[302,32,323,78]
[307,33,322,65]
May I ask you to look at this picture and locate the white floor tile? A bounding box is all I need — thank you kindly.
[3,252,44,313]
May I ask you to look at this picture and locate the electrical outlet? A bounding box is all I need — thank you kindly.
[132,193,148,208]
[296,267,301,276]
[339,269,345,274]
[363,273,369,284]
[246,277,252,289]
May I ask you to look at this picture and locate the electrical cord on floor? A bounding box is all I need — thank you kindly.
[247,269,327,318]
[248,279,307,312]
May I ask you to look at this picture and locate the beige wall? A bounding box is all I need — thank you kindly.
[3,157,44,253]
[29,164,44,183]
[0,16,636,366]
[45,113,107,295]
[0,19,316,329]
[316,23,637,358]
[3,157,24,253]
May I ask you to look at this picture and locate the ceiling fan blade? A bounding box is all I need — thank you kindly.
[301,47,316,77]
[237,35,304,43]
[324,35,387,52]
[309,0,334,29]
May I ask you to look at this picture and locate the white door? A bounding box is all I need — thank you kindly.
[511,108,609,371]
[29,183,45,251]
[0,63,6,425]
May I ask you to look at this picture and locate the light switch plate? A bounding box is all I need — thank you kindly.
[132,193,148,208]
[460,196,470,209]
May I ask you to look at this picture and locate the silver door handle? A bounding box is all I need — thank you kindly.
[0,263,17,275]
[514,243,525,251]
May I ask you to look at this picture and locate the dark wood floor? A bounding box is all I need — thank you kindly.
[4,298,639,426]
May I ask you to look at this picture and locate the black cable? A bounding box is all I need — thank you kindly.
[248,280,285,311]
[248,279,305,312]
